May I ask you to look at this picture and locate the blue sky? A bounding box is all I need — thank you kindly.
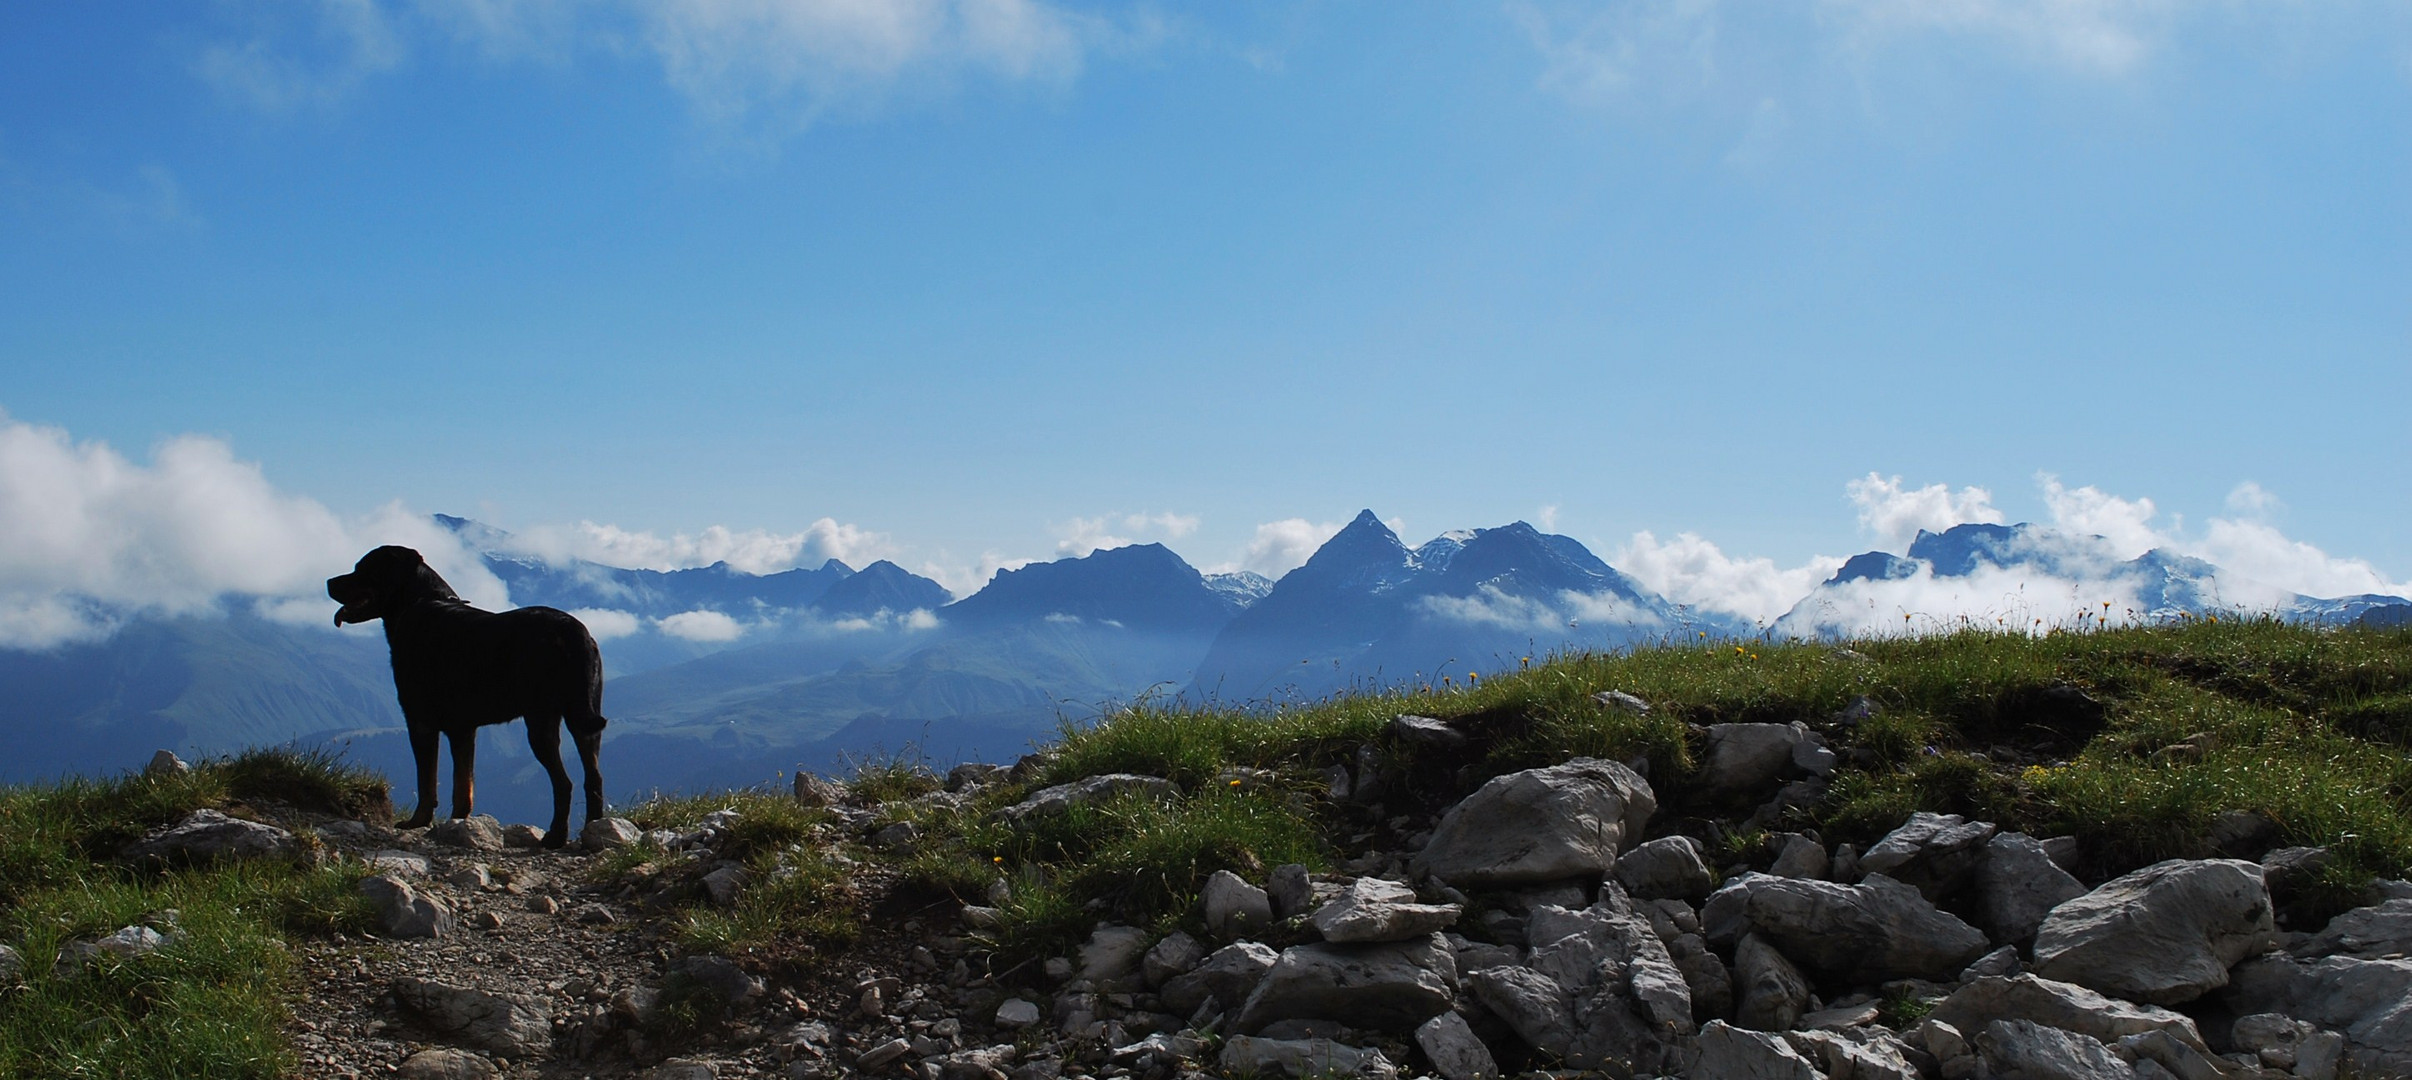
[1,1,2407,622]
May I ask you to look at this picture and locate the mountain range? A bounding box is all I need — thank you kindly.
[3,512,2400,822]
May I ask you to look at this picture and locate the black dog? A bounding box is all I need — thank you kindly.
[328,546,607,848]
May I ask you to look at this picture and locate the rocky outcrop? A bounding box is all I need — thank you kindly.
[121,809,300,866]
[995,775,1177,824]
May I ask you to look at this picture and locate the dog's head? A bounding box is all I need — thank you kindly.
[327,546,461,625]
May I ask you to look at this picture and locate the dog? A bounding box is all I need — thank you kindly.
[328,545,607,848]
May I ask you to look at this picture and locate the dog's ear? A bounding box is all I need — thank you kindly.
[408,554,462,603]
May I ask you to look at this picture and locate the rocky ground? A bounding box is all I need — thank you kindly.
[75,701,2412,1080]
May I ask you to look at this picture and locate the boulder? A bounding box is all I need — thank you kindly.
[0,944,21,986]
[1857,812,1998,900]
[360,874,454,939]
[1927,975,2205,1049]
[1697,723,1825,795]
[1313,877,1461,943]
[995,775,1176,824]
[669,954,761,1005]
[1783,1030,1921,1080]
[581,817,641,851]
[1524,900,1692,1036]
[501,823,546,848]
[1078,925,1153,990]
[1701,872,1991,982]
[1202,870,1274,939]
[1975,1019,2135,1080]
[396,1048,498,1080]
[2295,898,2412,960]
[1412,758,1655,886]
[1235,934,1456,1035]
[701,865,748,907]
[1977,832,2087,945]
[2031,859,2276,1004]
[121,809,299,866]
[428,815,505,851]
[1218,1036,1395,1080]
[2114,1028,2259,1080]
[1767,833,1827,880]
[1160,941,1278,1015]
[1267,863,1314,920]
[392,977,552,1057]
[1667,933,1732,1024]
[1693,1021,1821,1080]
[144,750,190,778]
[2224,953,2412,1077]
[1413,1011,1497,1080]
[1142,931,1205,988]
[1734,933,1810,1033]
[1609,835,1715,901]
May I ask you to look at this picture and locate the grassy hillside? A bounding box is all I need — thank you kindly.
[3,618,2408,1077]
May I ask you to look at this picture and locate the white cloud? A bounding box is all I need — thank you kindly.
[1613,530,1842,626]
[203,0,1150,134]
[1847,473,2004,550]
[2226,480,2281,517]
[657,608,745,642]
[1535,505,1560,531]
[1238,518,1345,579]
[920,552,1033,599]
[1778,560,2153,639]
[569,607,643,641]
[1418,585,1676,635]
[1052,510,1201,557]
[196,0,406,112]
[2195,519,2412,602]
[0,414,506,648]
[2038,474,2161,560]
[505,517,892,574]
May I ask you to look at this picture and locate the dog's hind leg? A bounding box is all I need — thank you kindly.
[401,724,440,829]
[526,714,574,848]
[447,728,478,819]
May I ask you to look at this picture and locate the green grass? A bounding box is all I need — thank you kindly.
[0,750,385,1080]
[598,788,867,961]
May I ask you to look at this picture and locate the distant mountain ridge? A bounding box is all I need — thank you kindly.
[3,511,2401,825]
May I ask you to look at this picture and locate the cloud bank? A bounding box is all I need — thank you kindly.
[0,415,505,648]
[503,518,893,575]
[1052,511,1201,558]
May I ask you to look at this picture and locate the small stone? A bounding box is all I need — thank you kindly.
[996,999,1041,1029]
[1391,714,1467,750]
[1310,877,1461,943]
[428,815,506,852]
[501,824,546,848]
[363,849,431,876]
[858,1038,913,1070]
[1267,864,1314,920]
[360,874,454,939]
[396,1048,498,1080]
[1202,870,1274,939]
[1595,690,1651,715]
[526,895,559,915]
[648,1060,718,1080]
[582,817,642,851]
[1768,834,1827,879]
[1143,932,1206,988]
[444,863,493,890]
[472,911,505,931]
[121,809,300,866]
[703,865,750,907]
[574,902,614,924]
[0,944,22,986]
[144,749,190,778]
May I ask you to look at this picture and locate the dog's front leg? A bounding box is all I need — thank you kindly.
[447,728,477,818]
[400,724,439,829]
